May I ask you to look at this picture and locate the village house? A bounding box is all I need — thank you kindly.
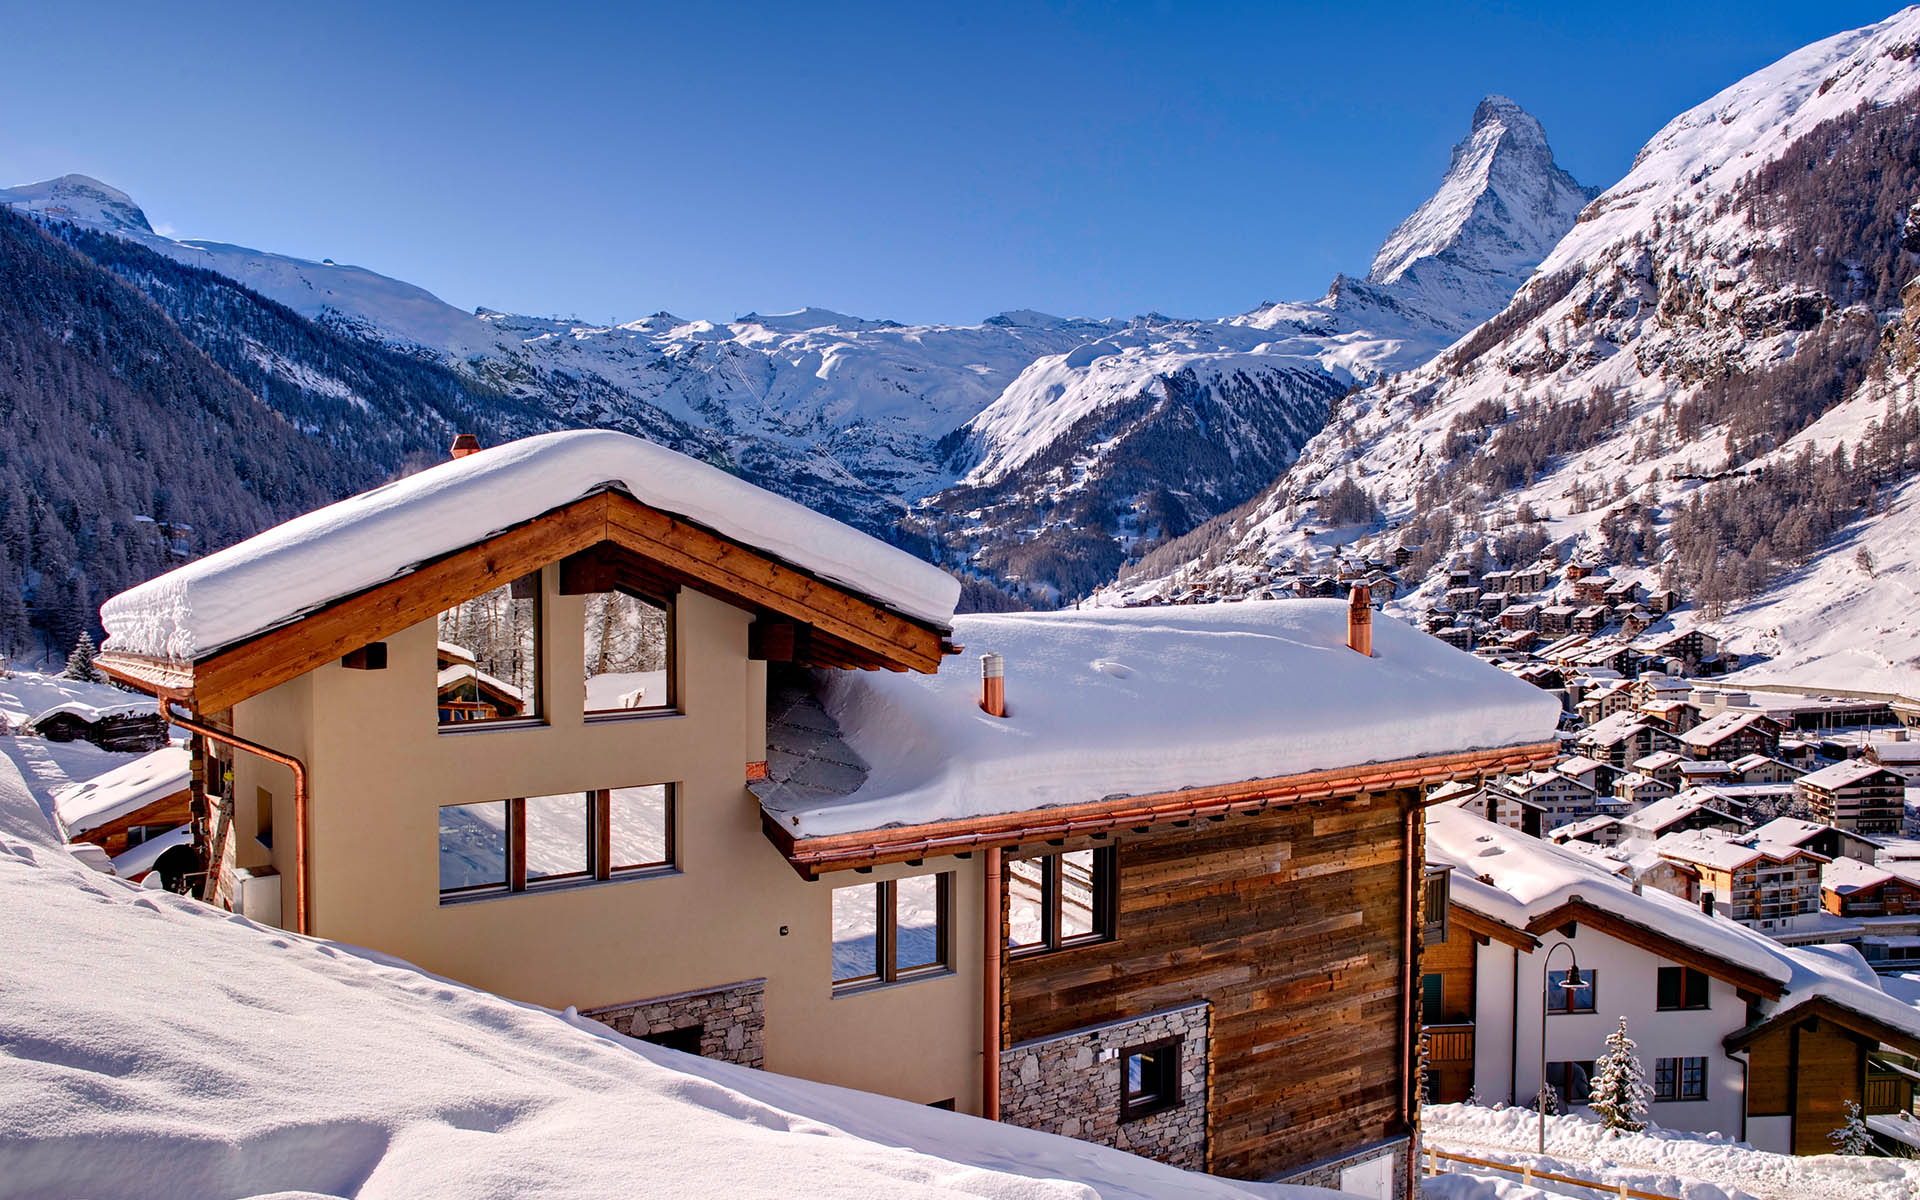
[94,430,1563,1195]
[1680,711,1784,764]
[1796,760,1907,836]
[1553,754,1609,795]
[1576,712,1682,769]
[49,745,195,887]
[1499,603,1539,633]
[1613,771,1676,806]
[1865,734,1920,784]
[1823,858,1920,920]
[1751,816,1882,865]
[1423,806,1920,1154]
[1726,754,1804,785]
[1485,770,1607,835]
[1616,790,1748,844]
[1632,750,1686,790]
[1653,831,1825,931]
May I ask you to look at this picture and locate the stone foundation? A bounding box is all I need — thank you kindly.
[581,978,766,1068]
[1278,1136,1410,1200]
[998,1002,1208,1170]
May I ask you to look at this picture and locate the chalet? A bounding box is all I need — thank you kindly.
[1538,605,1576,637]
[1573,680,1635,727]
[1550,814,1623,848]
[1637,629,1719,670]
[1865,736,1920,783]
[1750,816,1881,865]
[1680,711,1783,763]
[94,430,1565,1192]
[1823,858,1920,919]
[50,745,196,887]
[1494,630,1538,654]
[1632,750,1686,789]
[1511,563,1554,593]
[1571,606,1609,636]
[1499,603,1538,632]
[1553,754,1607,794]
[1618,791,1747,843]
[1487,770,1605,833]
[1614,771,1676,806]
[1676,759,1735,789]
[1434,625,1475,651]
[1565,638,1639,676]
[1604,579,1641,607]
[1576,713,1682,769]
[1423,806,1920,1153]
[1572,579,1610,607]
[1727,754,1804,785]
[1631,671,1695,708]
[1480,568,1512,595]
[1637,699,1698,734]
[28,701,169,752]
[1476,593,1506,619]
[1796,761,1906,836]
[1645,586,1681,616]
[1653,832,1825,931]
[1445,586,1482,612]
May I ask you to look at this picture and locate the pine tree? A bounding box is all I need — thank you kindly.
[1588,1017,1650,1134]
[60,631,103,684]
[1829,1101,1874,1155]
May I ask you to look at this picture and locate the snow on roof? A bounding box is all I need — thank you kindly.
[436,663,525,702]
[761,601,1562,839]
[1677,760,1733,776]
[436,639,477,664]
[108,823,191,880]
[100,431,961,662]
[1681,710,1770,746]
[1825,856,1920,897]
[1634,751,1683,770]
[49,745,189,838]
[1870,740,1920,764]
[1580,712,1650,745]
[1752,817,1833,847]
[1802,759,1900,790]
[1654,830,1820,873]
[1620,791,1743,834]
[29,699,156,726]
[0,758,1309,1200]
[1555,755,1603,777]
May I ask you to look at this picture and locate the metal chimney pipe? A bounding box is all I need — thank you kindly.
[450,433,481,459]
[1348,583,1373,657]
[980,653,1006,718]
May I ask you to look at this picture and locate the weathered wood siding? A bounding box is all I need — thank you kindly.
[1003,790,1414,1180]
[1792,1021,1866,1155]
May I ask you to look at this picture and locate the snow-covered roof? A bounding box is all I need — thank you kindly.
[0,757,1302,1200]
[760,601,1561,839]
[1580,712,1651,746]
[1634,751,1684,771]
[1825,856,1920,897]
[1677,760,1733,777]
[109,823,191,880]
[1555,755,1603,777]
[29,699,155,726]
[1802,759,1900,790]
[1620,791,1743,835]
[436,663,525,702]
[1654,830,1823,873]
[100,431,960,662]
[1681,710,1772,746]
[50,746,189,838]
[1870,740,1920,764]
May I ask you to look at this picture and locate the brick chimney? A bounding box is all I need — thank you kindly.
[1347,583,1373,657]
[980,653,1006,718]
[450,433,481,459]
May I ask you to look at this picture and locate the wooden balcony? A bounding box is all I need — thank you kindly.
[1423,1023,1475,1065]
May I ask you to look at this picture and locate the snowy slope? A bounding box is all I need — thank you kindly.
[1116,8,1920,693]
[0,755,1321,1200]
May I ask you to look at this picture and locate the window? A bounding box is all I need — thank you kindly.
[1546,1060,1595,1105]
[1121,1038,1181,1122]
[1007,847,1116,954]
[832,873,952,990]
[1421,973,1444,1023]
[640,1026,703,1055]
[254,787,273,849]
[1656,966,1710,1011]
[1545,968,1597,1014]
[583,589,674,716]
[438,577,541,726]
[1654,1056,1707,1101]
[437,785,674,900]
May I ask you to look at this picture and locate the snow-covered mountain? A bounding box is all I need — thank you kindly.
[2,96,1591,607]
[1114,7,1920,693]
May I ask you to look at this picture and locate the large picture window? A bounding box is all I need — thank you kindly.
[832,873,952,991]
[437,784,673,900]
[583,589,674,715]
[438,576,541,727]
[1008,847,1116,955]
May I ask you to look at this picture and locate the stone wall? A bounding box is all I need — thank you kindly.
[1280,1136,1410,1200]
[581,978,766,1068]
[998,1002,1208,1170]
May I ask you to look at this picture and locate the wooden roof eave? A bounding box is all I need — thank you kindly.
[767,739,1560,879]
[1449,902,1539,951]
[1524,896,1786,1000]
[99,488,952,713]
[1724,994,1920,1058]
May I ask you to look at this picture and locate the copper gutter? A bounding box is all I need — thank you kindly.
[982,845,1003,1120]
[165,702,311,936]
[769,741,1560,876]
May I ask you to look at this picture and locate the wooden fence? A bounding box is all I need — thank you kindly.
[1421,1145,1682,1200]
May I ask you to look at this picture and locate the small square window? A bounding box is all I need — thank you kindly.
[832,874,952,991]
[1654,1056,1707,1101]
[1121,1038,1181,1122]
[1656,966,1709,1011]
[439,800,509,894]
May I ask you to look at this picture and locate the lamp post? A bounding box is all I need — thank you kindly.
[1538,941,1584,1156]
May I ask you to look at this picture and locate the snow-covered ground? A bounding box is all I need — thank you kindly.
[1423,1103,1920,1200]
[0,751,1336,1200]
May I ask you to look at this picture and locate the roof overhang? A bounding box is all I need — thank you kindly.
[764,739,1559,878]
[1524,896,1785,1000]
[100,489,957,712]
[1725,994,1920,1057]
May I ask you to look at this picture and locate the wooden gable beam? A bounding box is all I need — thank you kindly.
[604,494,944,673]
[190,496,612,713]
[1449,903,1537,951]
[1525,897,1785,1000]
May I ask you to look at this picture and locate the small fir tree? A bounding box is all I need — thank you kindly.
[60,631,103,684]
[1589,1017,1650,1133]
[1830,1101,1874,1155]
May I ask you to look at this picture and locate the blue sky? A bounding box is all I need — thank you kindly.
[0,1,1900,326]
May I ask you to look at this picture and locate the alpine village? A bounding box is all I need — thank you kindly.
[9,8,1920,1200]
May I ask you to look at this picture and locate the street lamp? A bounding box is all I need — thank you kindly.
[1538,941,1584,1155]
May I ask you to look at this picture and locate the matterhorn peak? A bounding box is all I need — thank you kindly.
[1361,95,1596,322]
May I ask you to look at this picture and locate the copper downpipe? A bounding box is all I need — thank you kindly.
[166,702,311,936]
[983,845,1003,1120]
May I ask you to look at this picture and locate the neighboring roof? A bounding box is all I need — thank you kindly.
[1802,759,1903,790]
[1580,713,1652,746]
[109,823,192,880]
[1869,740,1920,764]
[1681,710,1774,747]
[1825,856,1920,897]
[1634,750,1684,771]
[436,663,525,703]
[1555,755,1604,777]
[99,430,961,663]
[758,601,1562,847]
[50,746,189,838]
[1552,814,1619,841]
[1753,816,1878,850]
[1620,791,1744,835]
[29,700,155,727]
[0,758,1282,1200]
[1654,830,1826,873]
[1677,760,1733,777]
[1729,752,1800,776]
